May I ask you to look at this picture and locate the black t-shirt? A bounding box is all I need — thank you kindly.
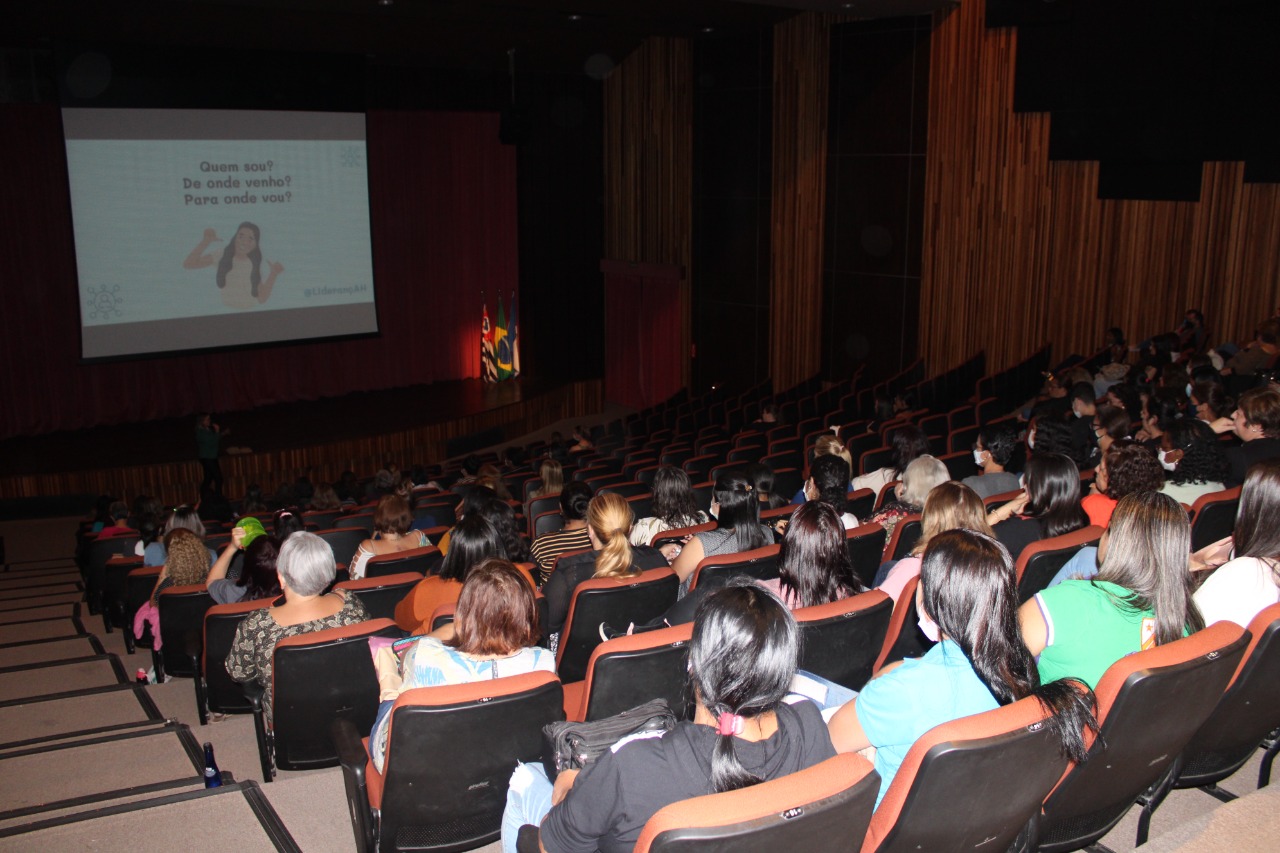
[993,516,1044,563]
[1225,437,1280,487]
[544,546,670,635]
[540,700,835,853]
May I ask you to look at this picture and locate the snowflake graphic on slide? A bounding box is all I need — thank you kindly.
[339,146,362,168]
[86,283,124,320]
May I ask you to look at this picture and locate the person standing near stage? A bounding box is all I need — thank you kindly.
[197,412,228,496]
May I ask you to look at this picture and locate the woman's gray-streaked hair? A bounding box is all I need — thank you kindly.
[276,532,336,596]
[899,455,950,507]
[164,505,206,538]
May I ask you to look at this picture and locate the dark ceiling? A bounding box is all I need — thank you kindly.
[4,1,949,77]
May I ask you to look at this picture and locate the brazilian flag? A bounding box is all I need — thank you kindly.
[495,299,513,380]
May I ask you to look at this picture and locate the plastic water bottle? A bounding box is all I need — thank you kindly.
[203,742,222,788]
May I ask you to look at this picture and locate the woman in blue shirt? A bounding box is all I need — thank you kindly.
[827,529,1096,804]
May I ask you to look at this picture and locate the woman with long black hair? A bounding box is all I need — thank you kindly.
[829,529,1095,806]
[502,582,835,853]
[670,469,772,590]
[986,452,1090,560]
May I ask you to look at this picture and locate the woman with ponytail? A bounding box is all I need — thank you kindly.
[671,469,773,591]
[541,492,669,637]
[828,529,1096,806]
[502,582,835,853]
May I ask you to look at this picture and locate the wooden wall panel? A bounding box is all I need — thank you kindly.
[921,0,1280,375]
[770,14,831,390]
[603,38,693,392]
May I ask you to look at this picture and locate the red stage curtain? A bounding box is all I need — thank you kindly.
[602,261,684,410]
[0,106,517,439]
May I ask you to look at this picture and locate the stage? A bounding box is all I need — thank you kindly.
[0,377,603,512]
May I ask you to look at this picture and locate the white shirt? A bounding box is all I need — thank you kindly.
[1193,556,1280,628]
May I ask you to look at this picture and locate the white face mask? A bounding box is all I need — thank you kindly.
[1158,449,1179,471]
[1072,406,1085,419]
[973,449,986,466]
[1027,433,1036,450]
[918,611,940,643]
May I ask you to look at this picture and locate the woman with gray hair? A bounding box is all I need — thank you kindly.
[143,505,213,567]
[226,532,370,722]
[863,454,950,550]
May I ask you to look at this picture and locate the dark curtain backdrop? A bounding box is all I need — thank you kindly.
[0,106,517,439]
[602,261,684,410]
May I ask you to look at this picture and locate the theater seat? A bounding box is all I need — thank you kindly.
[196,596,274,725]
[1014,526,1104,603]
[334,671,564,853]
[687,544,781,591]
[335,572,424,621]
[634,753,879,853]
[794,591,893,692]
[556,567,679,683]
[863,695,1077,853]
[871,575,936,674]
[247,618,400,781]
[1136,605,1280,840]
[561,622,693,722]
[1035,621,1250,852]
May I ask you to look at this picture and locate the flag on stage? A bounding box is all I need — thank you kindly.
[481,301,498,383]
[495,298,513,380]
[510,293,521,378]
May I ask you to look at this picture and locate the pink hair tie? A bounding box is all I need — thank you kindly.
[716,713,744,736]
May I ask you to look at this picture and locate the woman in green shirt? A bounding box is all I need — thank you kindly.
[1019,491,1204,689]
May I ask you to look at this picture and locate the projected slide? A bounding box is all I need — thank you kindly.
[63,108,377,359]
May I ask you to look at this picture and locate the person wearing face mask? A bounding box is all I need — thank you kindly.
[961,427,1020,499]
[828,530,1096,807]
[1158,419,1229,505]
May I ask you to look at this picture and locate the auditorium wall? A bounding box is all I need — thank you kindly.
[920,0,1280,375]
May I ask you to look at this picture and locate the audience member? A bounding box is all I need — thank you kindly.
[961,426,1020,499]
[1081,440,1165,527]
[272,507,305,539]
[1211,387,1280,486]
[205,527,282,605]
[878,481,993,604]
[528,458,564,501]
[671,470,772,590]
[308,483,342,511]
[95,501,134,540]
[800,455,857,528]
[863,454,949,547]
[394,514,510,635]
[829,530,1094,805]
[852,425,930,495]
[629,466,708,548]
[1193,458,1280,627]
[226,532,371,722]
[370,559,553,772]
[987,452,1089,560]
[1020,491,1202,689]
[1158,419,1229,505]
[529,481,594,584]
[349,495,432,580]
[543,493,667,637]
[502,583,835,853]
[791,435,855,503]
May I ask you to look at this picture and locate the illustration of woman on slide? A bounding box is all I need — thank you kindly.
[183,222,284,310]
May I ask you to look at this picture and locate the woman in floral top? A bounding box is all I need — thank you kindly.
[226,531,370,722]
[370,558,553,771]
